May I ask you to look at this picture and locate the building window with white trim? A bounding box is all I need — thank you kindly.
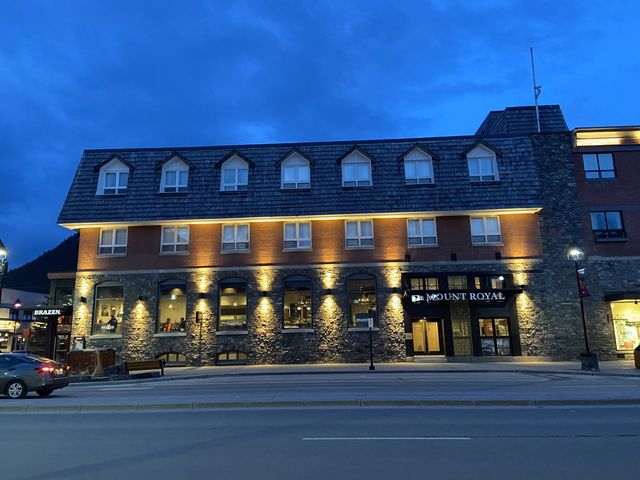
[161,226,189,254]
[342,151,372,187]
[220,156,249,191]
[281,154,310,189]
[470,216,501,245]
[98,228,128,255]
[222,224,250,251]
[345,220,374,248]
[404,149,434,184]
[284,222,311,250]
[467,145,499,182]
[160,158,189,193]
[97,158,130,195]
[407,219,437,246]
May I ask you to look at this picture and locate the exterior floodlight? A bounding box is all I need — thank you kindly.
[13,298,22,309]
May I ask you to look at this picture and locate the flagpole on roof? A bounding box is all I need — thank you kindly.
[530,47,542,133]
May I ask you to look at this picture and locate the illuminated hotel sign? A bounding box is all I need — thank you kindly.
[411,291,506,303]
[33,309,63,316]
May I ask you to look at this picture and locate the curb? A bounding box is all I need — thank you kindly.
[3,398,640,413]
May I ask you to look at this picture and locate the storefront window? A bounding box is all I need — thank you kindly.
[347,274,377,328]
[93,283,124,335]
[452,318,472,355]
[611,301,640,351]
[55,287,74,306]
[283,276,312,329]
[479,318,511,355]
[219,279,247,330]
[158,281,187,333]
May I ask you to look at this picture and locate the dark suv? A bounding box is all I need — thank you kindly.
[0,353,70,399]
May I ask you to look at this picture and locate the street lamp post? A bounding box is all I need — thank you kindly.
[567,247,599,371]
[0,239,8,307]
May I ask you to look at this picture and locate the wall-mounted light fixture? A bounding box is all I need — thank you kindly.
[198,292,207,299]
[138,295,148,302]
[79,296,87,304]
[261,291,268,297]
[323,288,333,295]
[391,287,400,294]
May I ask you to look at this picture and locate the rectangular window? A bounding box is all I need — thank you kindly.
[162,169,188,193]
[407,219,437,246]
[161,226,189,254]
[470,216,502,245]
[468,157,497,182]
[345,220,374,248]
[404,160,433,184]
[342,162,371,187]
[222,167,249,191]
[222,224,250,251]
[219,280,247,330]
[158,283,187,333]
[98,228,128,255]
[448,276,467,290]
[93,284,124,335]
[591,211,625,239]
[103,171,128,195]
[284,277,312,329]
[611,301,640,351]
[282,164,310,189]
[283,222,311,250]
[479,318,512,356]
[583,153,615,179]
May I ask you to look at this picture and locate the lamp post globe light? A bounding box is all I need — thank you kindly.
[566,246,599,371]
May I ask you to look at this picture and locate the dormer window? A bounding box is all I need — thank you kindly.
[96,157,131,195]
[221,155,249,191]
[341,149,372,187]
[403,147,434,184]
[466,144,499,182]
[281,153,310,189]
[160,156,190,193]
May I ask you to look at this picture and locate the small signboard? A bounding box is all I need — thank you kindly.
[367,318,374,329]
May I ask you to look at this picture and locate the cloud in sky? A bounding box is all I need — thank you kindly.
[0,0,638,267]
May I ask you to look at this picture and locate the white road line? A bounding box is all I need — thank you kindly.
[99,387,154,391]
[302,437,471,441]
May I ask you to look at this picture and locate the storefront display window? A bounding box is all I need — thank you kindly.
[347,274,377,328]
[479,318,511,355]
[158,281,187,333]
[219,279,247,330]
[93,283,124,335]
[283,276,312,329]
[611,301,640,351]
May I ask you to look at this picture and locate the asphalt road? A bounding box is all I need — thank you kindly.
[2,406,640,480]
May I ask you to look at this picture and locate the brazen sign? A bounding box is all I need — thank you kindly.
[411,291,506,303]
[33,309,63,316]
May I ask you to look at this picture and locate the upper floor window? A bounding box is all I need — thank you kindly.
[221,155,249,191]
[160,157,190,193]
[407,218,437,246]
[467,144,499,182]
[161,226,189,254]
[222,224,250,251]
[591,211,626,240]
[96,157,131,195]
[583,153,615,179]
[341,150,372,187]
[98,228,128,256]
[345,220,374,248]
[403,147,434,184]
[470,216,502,245]
[281,153,311,189]
[284,222,311,250]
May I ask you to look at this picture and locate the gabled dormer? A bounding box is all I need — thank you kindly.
[94,156,134,195]
[217,151,254,191]
[462,141,502,182]
[338,146,375,187]
[277,148,313,189]
[156,152,195,193]
[399,145,438,185]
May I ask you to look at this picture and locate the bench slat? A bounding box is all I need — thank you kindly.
[124,359,165,375]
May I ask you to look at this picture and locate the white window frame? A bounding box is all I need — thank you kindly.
[221,224,250,252]
[470,216,502,245]
[281,154,311,189]
[345,220,374,248]
[220,156,249,191]
[160,226,190,254]
[407,218,438,247]
[467,145,499,182]
[342,151,372,187]
[97,158,130,195]
[283,222,312,250]
[98,228,128,256]
[160,158,189,193]
[404,148,434,184]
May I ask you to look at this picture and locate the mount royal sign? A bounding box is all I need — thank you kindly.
[411,291,506,303]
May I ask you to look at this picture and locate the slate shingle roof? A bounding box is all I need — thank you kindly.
[58,106,565,225]
[476,105,568,136]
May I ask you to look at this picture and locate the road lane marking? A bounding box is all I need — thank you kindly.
[98,386,154,391]
[302,437,471,441]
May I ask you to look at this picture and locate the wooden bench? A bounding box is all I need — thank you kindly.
[123,359,165,376]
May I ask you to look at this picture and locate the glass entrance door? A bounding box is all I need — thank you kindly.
[412,319,444,355]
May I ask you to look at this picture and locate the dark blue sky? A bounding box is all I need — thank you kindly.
[1,0,638,268]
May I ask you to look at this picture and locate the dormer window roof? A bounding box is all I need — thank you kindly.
[157,153,194,193]
[464,141,501,183]
[339,146,374,187]
[95,156,133,195]
[218,152,253,192]
[400,145,437,185]
[279,149,312,189]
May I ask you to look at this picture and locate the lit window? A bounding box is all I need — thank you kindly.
[157,352,187,366]
[407,219,437,246]
[283,276,312,329]
[218,279,247,330]
[611,301,640,351]
[467,145,498,182]
[98,228,128,255]
[97,158,130,195]
[281,154,311,189]
[347,274,377,328]
[479,318,512,355]
[470,216,502,245]
[448,276,467,290]
[284,222,311,250]
[157,281,187,333]
[160,158,189,193]
[345,220,374,248]
[591,211,625,239]
[222,224,250,251]
[221,156,249,191]
[583,153,615,179]
[93,282,124,335]
[161,226,189,254]
[216,350,248,365]
[403,148,434,184]
[342,151,372,187]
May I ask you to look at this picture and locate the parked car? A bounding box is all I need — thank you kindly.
[0,353,70,399]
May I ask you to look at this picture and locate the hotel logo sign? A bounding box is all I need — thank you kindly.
[411,291,506,303]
